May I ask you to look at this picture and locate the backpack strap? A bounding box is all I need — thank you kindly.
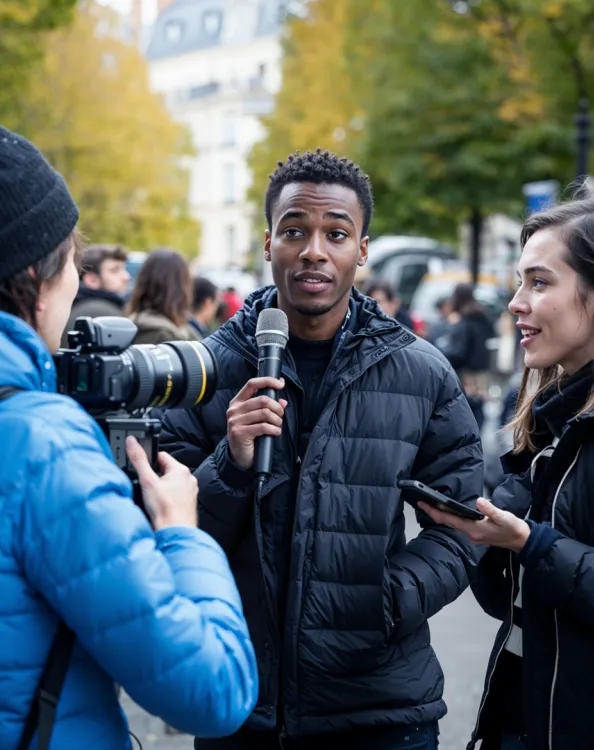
[1,385,76,750]
[17,623,76,750]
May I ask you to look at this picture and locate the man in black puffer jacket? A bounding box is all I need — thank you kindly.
[161,149,483,750]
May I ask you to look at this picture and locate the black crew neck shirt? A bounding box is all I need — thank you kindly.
[288,334,334,460]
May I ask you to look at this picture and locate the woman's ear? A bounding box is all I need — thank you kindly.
[35,272,49,314]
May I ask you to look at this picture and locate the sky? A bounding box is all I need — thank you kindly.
[99,0,159,25]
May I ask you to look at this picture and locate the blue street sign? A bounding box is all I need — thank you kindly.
[522,180,559,216]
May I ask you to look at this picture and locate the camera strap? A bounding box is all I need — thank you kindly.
[17,622,75,750]
[0,386,76,750]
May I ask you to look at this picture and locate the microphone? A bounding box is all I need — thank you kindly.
[253,308,289,489]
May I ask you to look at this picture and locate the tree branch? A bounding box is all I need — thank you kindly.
[544,15,588,101]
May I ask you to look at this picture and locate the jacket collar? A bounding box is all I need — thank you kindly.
[129,310,188,336]
[75,285,125,309]
[532,362,594,438]
[0,312,56,393]
[216,285,403,360]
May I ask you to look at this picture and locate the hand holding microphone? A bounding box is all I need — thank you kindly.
[226,309,289,482]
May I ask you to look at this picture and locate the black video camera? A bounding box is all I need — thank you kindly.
[54,316,217,508]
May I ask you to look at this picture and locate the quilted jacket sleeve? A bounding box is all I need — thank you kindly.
[523,535,594,629]
[487,449,594,629]
[388,366,483,637]
[161,403,254,556]
[17,417,258,738]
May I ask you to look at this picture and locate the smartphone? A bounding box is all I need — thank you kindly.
[397,479,485,521]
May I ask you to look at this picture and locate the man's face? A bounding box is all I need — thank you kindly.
[84,259,130,295]
[201,294,220,324]
[265,182,368,317]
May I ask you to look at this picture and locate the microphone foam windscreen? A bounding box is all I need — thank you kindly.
[255,308,289,348]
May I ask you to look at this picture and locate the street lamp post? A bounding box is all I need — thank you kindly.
[575,98,591,181]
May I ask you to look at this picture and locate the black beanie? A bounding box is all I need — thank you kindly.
[0,126,79,284]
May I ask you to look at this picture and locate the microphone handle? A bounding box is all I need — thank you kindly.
[253,343,285,481]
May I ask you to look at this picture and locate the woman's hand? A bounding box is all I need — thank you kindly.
[126,436,198,531]
[418,497,531,552]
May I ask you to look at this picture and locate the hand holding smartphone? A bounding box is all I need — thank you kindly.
[397,479,485,521]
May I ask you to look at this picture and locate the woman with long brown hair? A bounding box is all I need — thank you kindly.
[127,248,199,344]
[420,197,594,750]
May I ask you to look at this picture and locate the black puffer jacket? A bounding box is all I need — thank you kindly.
[469,366,594,750]
[161,286,483,736]
[444,310,494,373]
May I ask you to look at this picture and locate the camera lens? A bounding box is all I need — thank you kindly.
[125,340,217,411]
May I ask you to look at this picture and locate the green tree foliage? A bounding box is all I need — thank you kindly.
[359,0,576,240]
[0,0,77,118]
[249,0,594,250]
[5,1,199,255]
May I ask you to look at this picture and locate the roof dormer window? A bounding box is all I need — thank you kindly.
[203,10,222,36]
[164,20,184,43]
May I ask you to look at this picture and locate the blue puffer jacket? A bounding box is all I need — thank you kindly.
[0,311,258,749]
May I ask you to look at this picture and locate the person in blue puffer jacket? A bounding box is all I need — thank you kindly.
[0,129,258,748]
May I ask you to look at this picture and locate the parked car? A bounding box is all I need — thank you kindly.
[355,235,456,305]
[409,266,509,353]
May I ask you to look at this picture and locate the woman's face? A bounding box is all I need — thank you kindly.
[36,240,80,353]
[510,228,594,374]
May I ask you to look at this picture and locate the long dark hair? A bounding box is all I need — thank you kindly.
[127,248,192,327]
[451,283,485,318]
[0,229,83,327]
[510,198,594,452]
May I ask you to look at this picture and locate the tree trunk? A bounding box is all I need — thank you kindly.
[469,206,482,285]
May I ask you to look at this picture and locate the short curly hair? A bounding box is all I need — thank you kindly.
[265,148,374,236]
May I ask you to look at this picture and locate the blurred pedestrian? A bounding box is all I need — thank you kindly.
[127,248,200,344]
[189,276,219,340]
[218,286,243,324]
[0,126,257,750]
[427,297,453,349]
[61,243,130,346]
[363,277,414,329]
[483,370,523,498]
[419,196,594,750]
[443,283,494,431]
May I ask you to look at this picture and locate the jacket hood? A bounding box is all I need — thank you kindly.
[216,285,402,356]
[75,285,125,309]
[0,311,56,392]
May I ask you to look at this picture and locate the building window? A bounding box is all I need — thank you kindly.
[164,20,184,43]
[226,225,236,261]
[221,112,237,146]
[222,164,236,203]
[203,10,221,35]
